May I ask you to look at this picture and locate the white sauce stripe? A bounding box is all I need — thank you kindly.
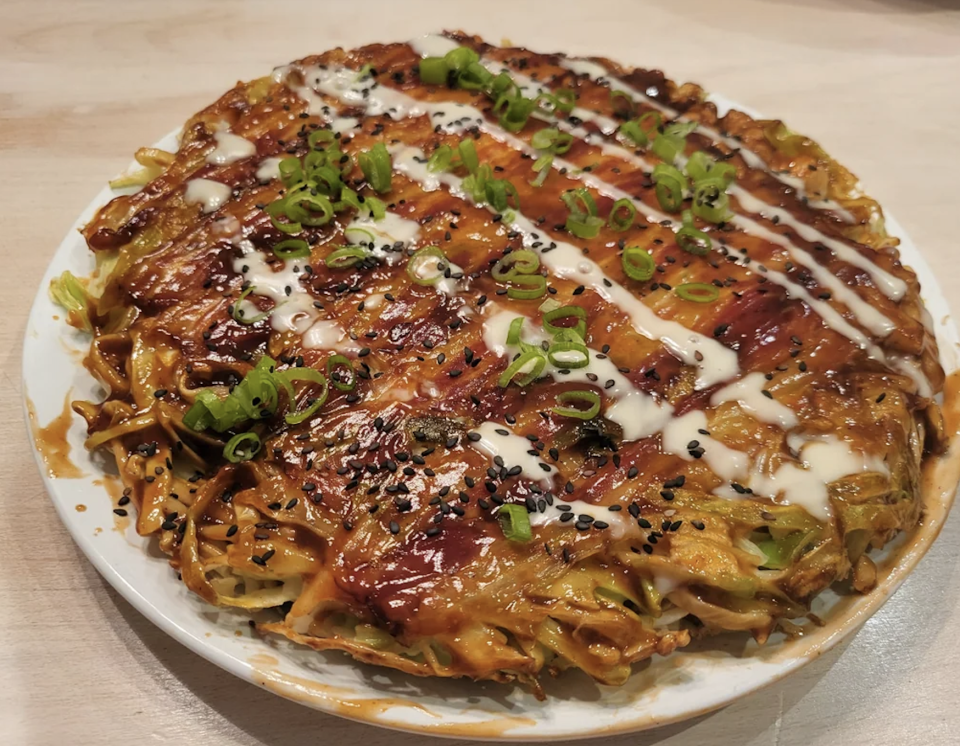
[184,178,231,213]
[529,499,632,540]
[482,309,674,441]
[270,52,900,521]
[710,372,798,429]
[556,54,862,226]
[467,421,553,483]
[207,131,257,166]
[407,36,904,354]
[389,143,738,389]
[231,207,422,349]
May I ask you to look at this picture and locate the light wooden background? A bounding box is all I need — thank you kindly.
[3,0,960,743]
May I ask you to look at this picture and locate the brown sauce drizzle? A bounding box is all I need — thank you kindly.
[26,393,83,479]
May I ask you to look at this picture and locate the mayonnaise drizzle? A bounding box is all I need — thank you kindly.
[206,131,257,166]
[344,210,422,265]
[270,52,903,520]
[407,35,905,341]
[255,157,283,182]
[483,310,674,440]
[731,188,905,301]
[390,144,738,389]
[751,434,889,520]
[661,410,751,484]
[721,254,931,396]
[277,59,929,394]
[528,499,632,540]
[412,36,859,224]
[556,55,863,227]
[184,178,231,213]
[710,372,798,429]
[232,245,355,352]
[467,421,553,482]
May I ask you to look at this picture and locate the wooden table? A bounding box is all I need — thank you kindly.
[3,0,960,743]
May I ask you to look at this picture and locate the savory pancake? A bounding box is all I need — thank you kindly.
[53,31,945,698]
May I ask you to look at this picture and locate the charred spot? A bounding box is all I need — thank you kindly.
[553,416,623,458]
[405,416,467,444]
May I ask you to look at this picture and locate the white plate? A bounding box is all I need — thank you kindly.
[23,114,960,740]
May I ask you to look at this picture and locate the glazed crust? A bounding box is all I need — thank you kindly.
[69,32,944,697]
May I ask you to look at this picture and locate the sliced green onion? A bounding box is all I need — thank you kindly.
[183,389,218,431]
[336,187,362,213]
[562,187,598,217]
[685,151,737,188]
[551,390,601,420]
[530,154,553,187]
[619,111,663,147]
[566,213,604,239]
[231,286,271,325]
[223,432,261,463]
[494,93,536,133]
[303,150,327,174]
[462,164,491,203]
[484,177,520,213]
[543,305,587,341]
[486,71,518,99]
[326,354,356,391]
[444,46,479,72]
[610,89,634,116]
[547,337,589,369]
[358,142,392,193]
[506,317,525,346]
[562,188,603,238]
[535,89,576,114]
[285,192,334,227]
[457,61,494,90]
[692,179,732,224]
[652,135,683,163]
[492,249,540,281]
[265,198,301,234]
[639,112,664,132]
[355,64,375,81]
[608,198,637,231]
[419,57,450,85]
[364,195,387,220]
[407,246,449,286]
[498,503,533,542]
[184,357,280,434]
[458,139,480,174]
[652,163,689,213]
[307,165,344,197]
[427,145,454,173]
[676,210,712,256]
[278,157,304,188]
[619,120,648,147]
[233,356,280,419]
[272,238,310,260]
[622,246,655,282]
[684,151,713,182]
[275,368,329,425]
[708,161,736,188]
[498,349,546,388]
[325,246,368,268]
[652,121,697,163]
[307,129,335,150]
[531,127,574,154]
[675,282,720,303]
[505,273,546,300]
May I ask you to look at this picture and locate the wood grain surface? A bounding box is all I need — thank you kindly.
[2,1,959,744]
